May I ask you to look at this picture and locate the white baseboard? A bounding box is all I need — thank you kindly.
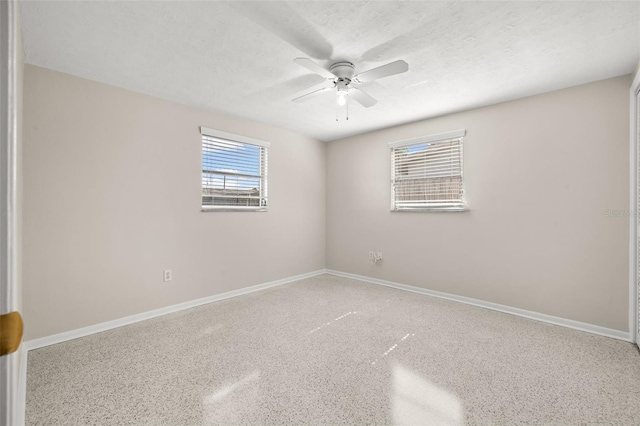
[326,269,631,342]
[24,269,326,351]
[25,268,631,349]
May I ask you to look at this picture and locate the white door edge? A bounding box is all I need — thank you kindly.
[630,69,640,347]
[0,0,22,424]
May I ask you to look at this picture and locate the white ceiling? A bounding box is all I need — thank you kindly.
[20,1,640,142]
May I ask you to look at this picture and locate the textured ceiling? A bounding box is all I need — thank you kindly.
[20,1,640,142]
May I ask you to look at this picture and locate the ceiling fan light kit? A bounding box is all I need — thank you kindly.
[292,57,409,121]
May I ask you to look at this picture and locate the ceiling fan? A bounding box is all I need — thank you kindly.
[292,58,409,114]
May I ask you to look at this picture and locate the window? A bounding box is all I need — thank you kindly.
[200,127,269,211]
[389,129,466,211]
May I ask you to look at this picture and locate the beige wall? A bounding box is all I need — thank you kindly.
[23,65,632,339]
[327,75,631,332]
[23,65,326,340]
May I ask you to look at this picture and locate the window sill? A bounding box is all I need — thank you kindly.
[391,207,469,213]
[201,207,268,212]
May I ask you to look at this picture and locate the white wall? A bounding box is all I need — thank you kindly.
[23,65,326,340]
[327,75,632,332]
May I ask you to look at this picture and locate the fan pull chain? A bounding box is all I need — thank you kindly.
[335,96,350,121]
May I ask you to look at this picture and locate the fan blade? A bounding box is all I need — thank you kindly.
[294,58,336,79]
[349,88,377,108]
[292,83,334,103]
[353,60,408,83]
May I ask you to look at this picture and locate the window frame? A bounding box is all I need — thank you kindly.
[389,129,467,212]
[200,126,270,212]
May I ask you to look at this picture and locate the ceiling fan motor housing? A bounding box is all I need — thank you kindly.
[330,62,355,95]
[329,61,355,80]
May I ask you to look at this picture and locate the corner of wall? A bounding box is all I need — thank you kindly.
[323,140,329,270]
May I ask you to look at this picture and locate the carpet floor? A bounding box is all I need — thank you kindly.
[26,274,640,425]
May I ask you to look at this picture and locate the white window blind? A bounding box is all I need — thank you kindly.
[200,127,269,211]
[390,130,466,211]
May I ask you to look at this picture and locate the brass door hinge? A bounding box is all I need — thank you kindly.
[0,311,23,356]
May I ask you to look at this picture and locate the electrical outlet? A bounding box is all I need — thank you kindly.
[370,251,383,264]
[163,269,172,282]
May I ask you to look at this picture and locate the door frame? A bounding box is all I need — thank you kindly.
[0,0,21,424]
[630,67,640,346]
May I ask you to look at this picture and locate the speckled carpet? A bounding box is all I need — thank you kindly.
[26,274,640,425]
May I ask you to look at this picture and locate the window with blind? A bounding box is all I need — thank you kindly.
[389,129,466,211]
[200,127,269,211]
